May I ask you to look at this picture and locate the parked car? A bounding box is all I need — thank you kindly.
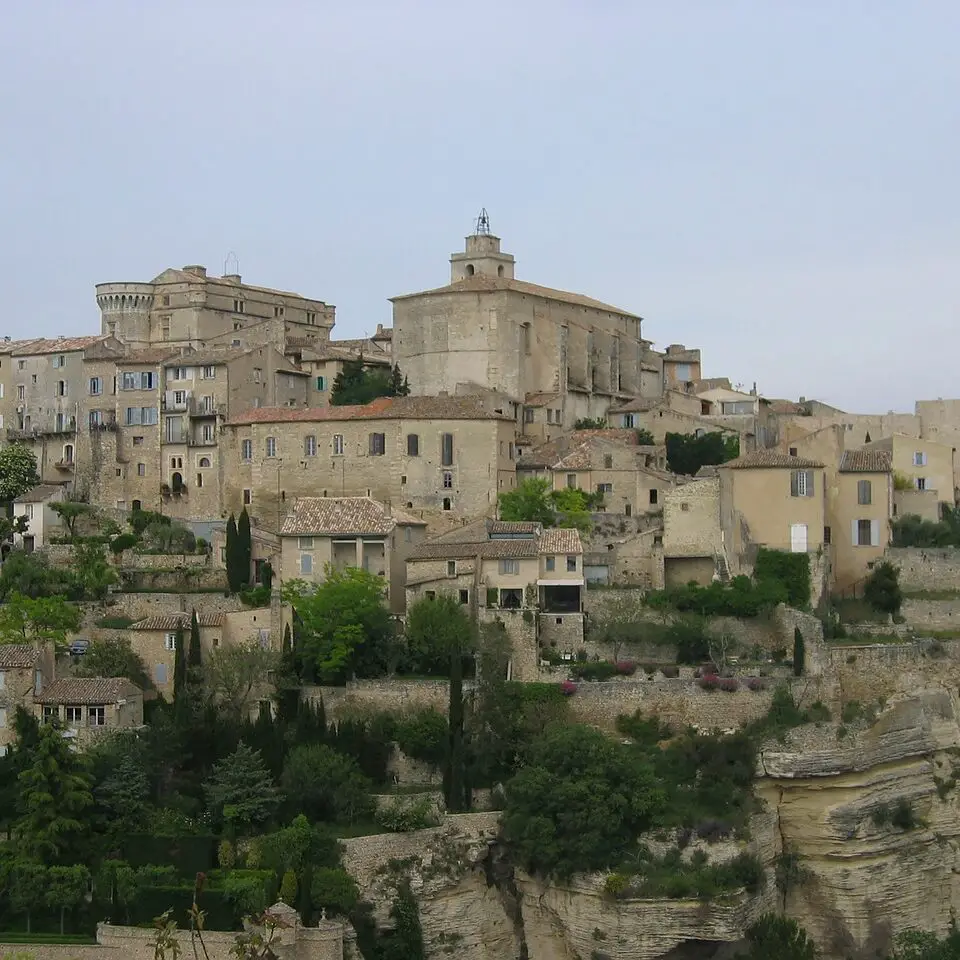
[69,639,90,656]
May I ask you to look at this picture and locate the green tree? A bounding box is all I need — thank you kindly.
[188,609,202,668]
[549,487,594,532]
[311,867,359,917]
[203,743,281,833]
[665,431,739,475]
[497,477,595,531]
[381,881,425,960]
[395,709,448,769]
[635,428,655,444]
[173,624,187,702]
[864,561,903,616]
[736,914,818,959]
[48,501,94,539]
[204,640,280,723]
[886,927,960,958]
[94,748,150,838]
[0,444,39,504]
[388,364,410,397]
[226,513,242,593]
[46,864,91,934]
[283,567,396,682]
[503,724,664,878]
[279,868,298,905]
[7,859,47,933]
[0,592,82,647]
[0,550,80,601]
[14,722,94,863]
[280,744,374,824]
[76,636,151,690]
[71,538,117,599]
[237,507,252,589]
[404,594,475,675]
[793,627,805,677]
[330,358,408,406]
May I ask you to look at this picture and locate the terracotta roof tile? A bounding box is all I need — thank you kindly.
[391,274,640,319]
[722,450,824,469]
[130,613,224,631]
[408,539,539,561]
[281,497,425,536]
[114,347,184,366]
[488,520,540,535]
[0,338,45,354]
[11,336,107,356]
[840,449,893,473]
[14,483,66,504]
[539,528,583,554]
[524,392,561,407]
[227,395,512,425]
[36,677,139,704]
[0,645,43,668]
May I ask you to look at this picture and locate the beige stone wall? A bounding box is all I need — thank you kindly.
[0,664,40,751]
[479,608,540,682]
[866,435,955,506]
[895,488,940,522]
[662,477,721,560]
[886,547,960,591]
[832,470,892,589]
[663,555,715,587]
[900,598,960,632]
[106,591,245,622]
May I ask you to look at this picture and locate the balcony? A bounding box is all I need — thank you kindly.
[188,397,226,418]
[54,458,75,471]
[162,428,189,445]
[188,435,217,447]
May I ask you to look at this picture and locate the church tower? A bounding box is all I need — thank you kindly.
[449,209,516,282]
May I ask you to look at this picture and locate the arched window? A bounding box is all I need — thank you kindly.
[132,499,142,512]
[62,443,74,464]
[497,265,504,277]
[171,471,184,492]
[465,264,475,276]
[442,497,452,511]
[198,456,211,468]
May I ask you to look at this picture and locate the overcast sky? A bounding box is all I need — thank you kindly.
[1,2,956,412]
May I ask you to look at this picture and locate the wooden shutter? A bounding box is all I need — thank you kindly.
[871,519,881,547]
[805,470,815,497]
[790,471,799,497]
[851,519,859,545]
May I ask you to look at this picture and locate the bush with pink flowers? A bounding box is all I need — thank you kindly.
[697,674,720,691]
[615,660,637,676]
[560,680,578,696]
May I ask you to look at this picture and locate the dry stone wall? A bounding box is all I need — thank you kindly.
[887,547,960,591]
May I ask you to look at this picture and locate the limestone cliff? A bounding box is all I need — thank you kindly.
[343,691,960,960]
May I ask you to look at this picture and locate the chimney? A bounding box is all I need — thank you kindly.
[182,265,207,278]
[799,396,806,403]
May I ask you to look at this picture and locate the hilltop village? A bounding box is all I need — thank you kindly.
[3,218,960,960]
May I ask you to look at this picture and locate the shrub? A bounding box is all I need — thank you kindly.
[746,677,766,692]
[603,872,629,897]
[754,548,811,609]
[718,677,739,693]
[695,819,732,842]
[864,561,902,616]
[395,709,448,769]
[110,533,138,555]
[890,798,918,830]
[697,674,720,691]
[572,660,618,681]
[374,796,439,833]
[560,680,578,696]
[95,615,135,629]
[615,660,637,676]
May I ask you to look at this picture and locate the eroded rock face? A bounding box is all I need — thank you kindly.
[345,692,960,960]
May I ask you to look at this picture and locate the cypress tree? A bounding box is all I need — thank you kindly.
[444,646,468,812]
[793,627,805,677]
[173,624,187,702]
[237,507,252,589]
[188,610,202,668]
[225,513,240,593]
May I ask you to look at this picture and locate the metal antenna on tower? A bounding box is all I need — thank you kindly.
[224,251,240,276]
[474,208,491,236]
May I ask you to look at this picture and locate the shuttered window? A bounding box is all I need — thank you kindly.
[857,479,872,504]
[407,434,419,456]
[369,433,386,456]
[441,433,454,466]
[790,470,814,497]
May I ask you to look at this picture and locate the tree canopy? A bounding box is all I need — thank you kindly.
[280,744,374,824]
[404,594,475,675]
[497,477,600,532]
[203,743,281,833]
[0,592,81,647]
[736,915,819,959]
[330,358,410,406]
[0,444,39,503]
[75,636,151,690]
[665,431,740,475]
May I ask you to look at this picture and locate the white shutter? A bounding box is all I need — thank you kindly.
[851,519,859,546]
[871,519,881,547]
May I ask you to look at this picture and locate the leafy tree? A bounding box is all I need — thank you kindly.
[203,743,281,833]
[204,640,280,723]
[0,549,80,600]
[665,431,739,475]
[497,477,597,531]
[405,594,475,675]
[256,814,341,877]
[395,709,448,769]
[330,358,410,406]
[76,636,151,690]
[226,513,242,593]
[754,548,811,609]
[48,501,94,539]
[0,444,39,504]
[549,487,595,532]
[280,743,375,824]
[71,538,118,599]
[311,867,359,917]
[736,914,818,959]
[110,532,138,554]
[283,567,396,682]
[7,858,47,933]
[635,428,655,444]
[93,747,150,839]
[886,926,960,958]
[0,591,82,647]
[502,723,664,878]
[14,721,94,863]
[188,609,202,668]
[280,868,298,905]
[864,561,902,616]
[237,507,252,588]
[46,864,91,934]
[388,364,410,398]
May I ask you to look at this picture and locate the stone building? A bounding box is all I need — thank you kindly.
[284,339,391,409]
[222,396,518,533]
[391,217,651,425]
[95,264,334,352]
[35,677,143,747]
[405,519,585,676]
[0,644,54,756]
[278,496,427,612]
[863,434,955,515]
[661,476,724,588]
[13,483,66,552]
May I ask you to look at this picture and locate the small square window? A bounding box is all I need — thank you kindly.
[447,561,456,576]
[545,556,555,571]
[243,489,251,504]
[164,633,177,651]
[566,556,577,572]
[459,589,469,604]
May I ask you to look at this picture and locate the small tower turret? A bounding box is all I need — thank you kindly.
[450,209,516,282]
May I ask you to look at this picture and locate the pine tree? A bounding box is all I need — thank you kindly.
[793,627,805,677]
[189,609,202,668]
[225,513,241,593]
[173,624,187,702]
[237,507,252,589]
[389,364,410,397]
[444,645,468,812]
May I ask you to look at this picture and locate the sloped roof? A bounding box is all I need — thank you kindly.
[0,337,46,354]
[524,392,561,408]
[539,528,583,554]
[36,677,139,704]
[14,483,66,504]
[408,538,539,561]
[11,336,107,356]
[129,613,225,631]
[840,449,893,473]
[281,497,425,536]
[722,451,824,470]
[488,520,540,535]
[227,395,512,425]
[0,645,43,668]
[517,430,641,469]
[390,274,640,319]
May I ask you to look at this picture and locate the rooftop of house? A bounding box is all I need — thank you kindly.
[0,337,49,354]
[839,449,893,473]
[517,429,643,468]
[10,336,108,357]
[14,483,66,504]
[36,677,140,705]
[661,348,701,364]
[390,274,640,320]
[722,450,824,470]
[539,528,584,554]
[407,517,582,561]
[0,645,43,669]
[139,267,331,307]
[280,497,425,537]
[523,392,561,408]
[294,343,390,365]
[129,613,225,631]
[226,395,514,425]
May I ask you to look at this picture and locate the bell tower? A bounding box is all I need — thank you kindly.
[450,209,516,282]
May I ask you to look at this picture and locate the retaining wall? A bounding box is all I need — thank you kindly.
[887,547,960,592]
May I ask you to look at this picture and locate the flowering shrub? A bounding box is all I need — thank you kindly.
[746,677,767,692]
[697,674,720,691]
[718,677,739,693]
[615,660,637,676]
[560,680,578,696]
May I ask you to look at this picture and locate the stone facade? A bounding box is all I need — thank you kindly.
[887,547,960,592]
[661,476,722,586]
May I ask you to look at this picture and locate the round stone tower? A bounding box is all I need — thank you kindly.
[95,282,155,342]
